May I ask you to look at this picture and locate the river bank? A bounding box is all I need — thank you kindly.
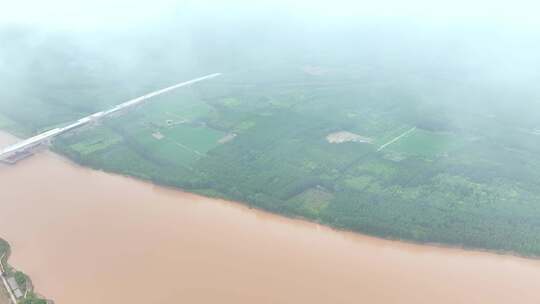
[0,238,51,304]
[22,131,540,260]
[0,240,10,304]
[1,131,540,303]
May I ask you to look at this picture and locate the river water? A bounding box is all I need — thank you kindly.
[0,131,539,303]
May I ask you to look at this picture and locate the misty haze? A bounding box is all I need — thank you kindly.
[1,1,540,303]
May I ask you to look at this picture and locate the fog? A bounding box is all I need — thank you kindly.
[2,4,539,90]
[0,1,539,133]
[3,3,540,301]
[2,0,540,28]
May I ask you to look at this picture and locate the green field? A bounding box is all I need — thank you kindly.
[384,128,466,159]
[69,128,123,155]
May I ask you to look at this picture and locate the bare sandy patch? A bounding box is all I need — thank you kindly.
[218,133,237,144]
[152,132,164,140]
[326,131,373,144]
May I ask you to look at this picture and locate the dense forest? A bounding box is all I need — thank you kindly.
[1,13,540,256]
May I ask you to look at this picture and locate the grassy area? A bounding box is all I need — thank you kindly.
[125,124,225,168]
[386,129,465,158]
[161,124,224,154]
[69,128,122,155]
[141,95,214,126]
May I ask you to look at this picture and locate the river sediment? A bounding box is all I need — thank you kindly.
[1,131,540,304]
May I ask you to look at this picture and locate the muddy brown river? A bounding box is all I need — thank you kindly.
[0,131,539,303]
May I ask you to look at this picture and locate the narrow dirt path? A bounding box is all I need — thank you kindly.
[377,127,416,151]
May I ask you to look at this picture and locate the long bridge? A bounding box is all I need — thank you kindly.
[0,73,221,164]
